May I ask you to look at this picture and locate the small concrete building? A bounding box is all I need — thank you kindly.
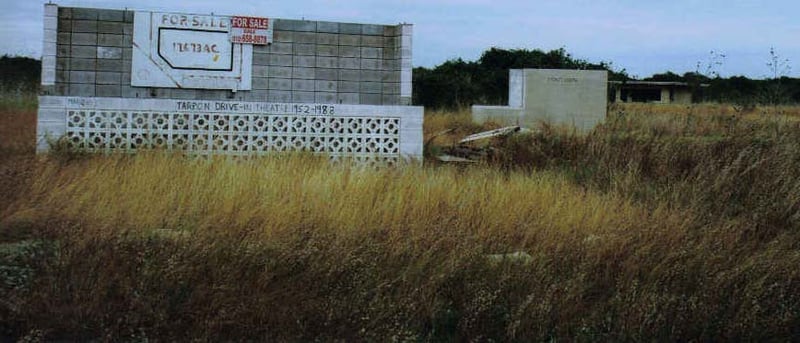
[609,81,706,104]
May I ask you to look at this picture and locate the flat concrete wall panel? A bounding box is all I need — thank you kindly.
[362,35,384,47]
[98,21,124,34]
[338,81,359,93]
[339,34,360,46]
[269,54,293,66]
[69,71,95,83]
[97,9,124,22]
[360,70,381,82]
[267,42,293,54]
[56,45,70,59]
[72,20,97,33]
[291,67,315,80]
[292,91,315,102]
[269,66,292,78]
[338,93,359,104]
[382,94,398,105]
[252,77,269,90]
[71,33,97,45]
[472,69,607,132]
[339,70,360,81]
[361,24,383,36]
[96,59,122,71]
[361,59,381,70]
[316,68,338,81]
[67,58,97,71]
[523,69,607,130]
[339,23,362,35]
[56,70,69,83]
[361,93,381,105]
[96,71,120,84]
[293,43,316,55]
[96,47,121,59]
[315,80,337,92]
[68,83,95,96]
[382,82,400,94]
[316,45,338,57]
[315,92,336,103]
[268,78,291,90]
[293,32,316,44]
[253,65,270,78]
[169,89,197,99]
[72,8,98,20]
[96,84,121,97]
[293,55,316,67]
[292,79,315,91]
[316,21,339,33]
[339,45,360,57]
[268,91,292,102]
[98,34,123,46]
[70,45,95,58]
[339,57,359,69]
[95,59,120,71]
[316,33,339,45]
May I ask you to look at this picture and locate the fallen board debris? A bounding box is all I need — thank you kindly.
[435,126,524,163]
[436,154,479,163]
[459,126,521,144]
[486,251,533,265]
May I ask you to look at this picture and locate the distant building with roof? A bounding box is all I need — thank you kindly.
[609,81,709,104]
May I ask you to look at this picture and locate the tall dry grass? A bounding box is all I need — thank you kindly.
[1,153,698,340]
[0,97,36,157]
[485,104,800,232]
[0,101,798,340]
[0,99,37,224]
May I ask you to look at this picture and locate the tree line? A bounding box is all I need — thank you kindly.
[412,47,625,109]
[3,51,799,109]
[413,48,800,109]
[0,55,40,96]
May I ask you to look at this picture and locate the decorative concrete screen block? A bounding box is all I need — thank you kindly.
[36,96,424,163]
[132,11,253,91]
[472,69,608,132]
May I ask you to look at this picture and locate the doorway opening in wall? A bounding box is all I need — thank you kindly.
[623,89,661,103]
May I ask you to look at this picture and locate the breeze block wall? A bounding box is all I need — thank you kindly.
[38,4,422,162]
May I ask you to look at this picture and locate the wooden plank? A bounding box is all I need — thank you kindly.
[436,154,478,163]
[459,126,520,144]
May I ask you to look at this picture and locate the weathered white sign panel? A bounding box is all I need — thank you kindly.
[230,16,272,45]
[132,11,252,91]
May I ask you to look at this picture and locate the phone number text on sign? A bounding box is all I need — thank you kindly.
[230,16,272,45]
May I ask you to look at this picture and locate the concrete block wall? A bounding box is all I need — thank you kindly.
[44,5,412,106]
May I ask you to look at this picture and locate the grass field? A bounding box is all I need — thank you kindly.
[1,99,799,340]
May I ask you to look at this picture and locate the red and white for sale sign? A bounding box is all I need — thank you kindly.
[230,16,272,45]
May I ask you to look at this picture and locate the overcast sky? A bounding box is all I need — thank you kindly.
[3,0,799,79]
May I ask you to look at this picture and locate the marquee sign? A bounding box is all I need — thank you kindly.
[230,16,272,45]
[131,11,252,91]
